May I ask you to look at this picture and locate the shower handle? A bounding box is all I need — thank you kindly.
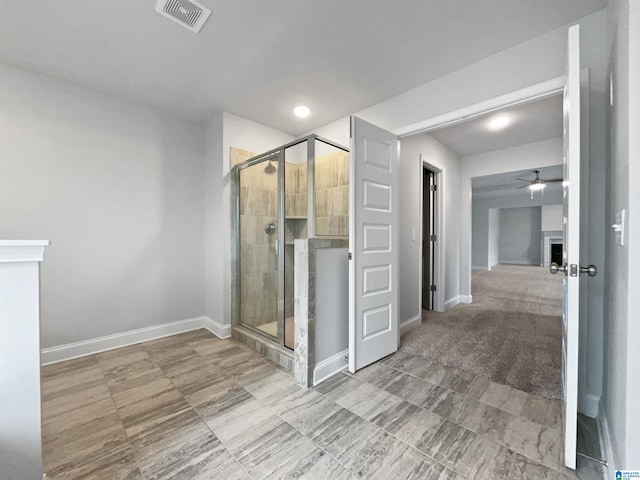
[264,221,277,235]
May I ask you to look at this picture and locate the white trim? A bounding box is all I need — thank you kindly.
[579,393,600,418]
[498,260,540,266]
[202,316,231,339]
[400,315,421,336]
[444,296,461,310]
[597,408,614,475]
[313,349,349,386]
[393,76,565,138]
[0,240,49,263]
[41,316,228,365]
[459,295,473,304]
[472,265,490,271]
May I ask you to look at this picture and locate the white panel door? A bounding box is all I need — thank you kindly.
[349,116,399,372]
[561,24,581,470]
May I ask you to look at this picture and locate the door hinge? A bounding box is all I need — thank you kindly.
[348,252,353,260]
[430,185,437,191]
[430,285,437,292]
[430,235,436,242]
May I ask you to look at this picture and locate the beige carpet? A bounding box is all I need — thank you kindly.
[400,264,563,398]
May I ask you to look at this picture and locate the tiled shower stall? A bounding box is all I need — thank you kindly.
[231,135,349,367]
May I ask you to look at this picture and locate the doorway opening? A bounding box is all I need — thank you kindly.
[421,167,436,310]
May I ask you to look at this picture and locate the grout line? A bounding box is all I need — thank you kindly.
[173,335,255,479]
[364,361,573,477]
[94,351,150,480]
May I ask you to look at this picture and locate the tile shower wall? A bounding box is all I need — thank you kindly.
[236,146,348,335]
[315,151,349,236]
[284,161,307,322]
[239,160,279,330]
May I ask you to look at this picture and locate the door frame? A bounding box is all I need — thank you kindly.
[392,76,567,306]
[419,158,445,312]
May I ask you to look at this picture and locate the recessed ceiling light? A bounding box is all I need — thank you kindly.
[487,115,511,131]
[293,105,311,118]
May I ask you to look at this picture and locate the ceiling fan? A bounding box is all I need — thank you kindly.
[515,169,562,198]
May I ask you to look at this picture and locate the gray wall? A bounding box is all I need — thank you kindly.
[0,65,206,348]
[488,209,500,268]
[603,0,640,467]
[472,191,563,270]
[314,248,349,363]
[498,207,542,265]
[399,133,461,315]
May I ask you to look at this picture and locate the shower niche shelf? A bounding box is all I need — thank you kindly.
[285,217,307,246]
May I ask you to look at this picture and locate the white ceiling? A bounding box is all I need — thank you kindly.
[0,1,605,135]
[429,94,564,157]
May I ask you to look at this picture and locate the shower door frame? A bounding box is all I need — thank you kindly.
[232,134,348,350]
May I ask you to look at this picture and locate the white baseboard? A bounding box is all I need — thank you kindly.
[41,316,228,365]
[459,295,472,304]
[202,316,231,339]
[472,266,490,271]
[400,315,422,336]
[597,406,615,475]
[313,349,348,386]
[499,260,538,266]
[579,393,600,418]
[445,296,460,310]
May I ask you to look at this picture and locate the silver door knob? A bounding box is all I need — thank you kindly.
[550,262,566,275]
[580,265,598,277]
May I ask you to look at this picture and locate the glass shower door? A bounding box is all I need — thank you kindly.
[238,153,280,339]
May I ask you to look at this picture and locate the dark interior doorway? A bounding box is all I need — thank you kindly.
[422,167,436,310]
[551,243,563,265]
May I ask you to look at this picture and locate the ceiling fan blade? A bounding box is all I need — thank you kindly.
[517,185,530,189]
[514,177,532,182]
[544,178,563,183]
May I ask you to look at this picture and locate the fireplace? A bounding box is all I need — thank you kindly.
[551,243,563,265]
[542,232,563,267]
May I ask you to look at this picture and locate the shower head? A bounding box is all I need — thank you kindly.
[264,159,277,174]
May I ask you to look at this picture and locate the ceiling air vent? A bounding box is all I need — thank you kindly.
[155,0,211,34]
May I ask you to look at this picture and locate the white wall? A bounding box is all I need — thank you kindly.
[399,133,461,316]
[541,204,564,231]
[602,0,640,468]
[0,65,206,349]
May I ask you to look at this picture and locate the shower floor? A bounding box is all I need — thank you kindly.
[255,316,295,350]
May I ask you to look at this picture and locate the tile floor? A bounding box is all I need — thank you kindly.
[41,329,605,479]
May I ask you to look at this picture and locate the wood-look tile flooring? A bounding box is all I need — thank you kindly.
[41,329,604,480]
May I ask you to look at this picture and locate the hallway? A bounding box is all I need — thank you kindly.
[401,265,563,397]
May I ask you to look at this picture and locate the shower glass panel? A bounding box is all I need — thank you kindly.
[234,135,349,353]
[315,140,349,236]
[283,141,308,349]
[238,153,279,339]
